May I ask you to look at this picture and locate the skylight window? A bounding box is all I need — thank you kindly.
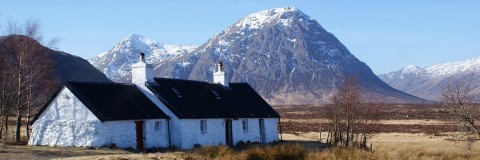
[171,88,183,98]
[211,90,221,99]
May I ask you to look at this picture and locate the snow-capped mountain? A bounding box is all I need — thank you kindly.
[153,7,423,104]
[379,57,480,101]
[88,34,196,82]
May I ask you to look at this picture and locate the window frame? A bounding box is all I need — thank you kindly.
[154,121,162,131]
[200,120,207,134]
[242,119,249,133]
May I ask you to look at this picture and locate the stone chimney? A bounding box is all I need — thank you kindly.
[132,52,154,86]
[213,61,228,86]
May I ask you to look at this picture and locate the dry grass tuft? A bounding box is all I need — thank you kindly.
[191,143,308,160]
[245,144,308,160]
[309,146,375,160]
[193,145,234,159]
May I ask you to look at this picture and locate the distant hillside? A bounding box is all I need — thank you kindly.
[0,35,111,89]
[51,51,112,83]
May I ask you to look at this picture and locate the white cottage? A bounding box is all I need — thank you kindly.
[28,82,171,149]
[30,53,280,149]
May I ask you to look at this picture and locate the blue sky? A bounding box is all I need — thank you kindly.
[1,0,479,74]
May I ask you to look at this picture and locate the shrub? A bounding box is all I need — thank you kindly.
[193,143,202,149]
[237,140,246,146]
[99,143,117,149]
[146,146,167,153]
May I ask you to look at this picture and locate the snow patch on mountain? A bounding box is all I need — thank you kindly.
[425,57,480,77]
[379,56,480,101]
[88,34,197,82]
[383,57,480,80]
[235,7,312,30]
[401,65,423,74]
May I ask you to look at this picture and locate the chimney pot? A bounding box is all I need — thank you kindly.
[217,61,223,72]
[140,52,145,62]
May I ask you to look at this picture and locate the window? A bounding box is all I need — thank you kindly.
[242,119,249,133]
[171,88,183,98]
[200,120,207,134]
[211,90,221,99]
[154,121,162,131]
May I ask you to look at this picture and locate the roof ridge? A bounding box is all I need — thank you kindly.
[65,81,134,86]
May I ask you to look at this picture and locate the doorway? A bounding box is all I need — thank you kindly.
[135,121,144,150]
[259,119,266,143]
[225,119,233,146]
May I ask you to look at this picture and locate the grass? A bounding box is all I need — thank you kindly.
[187,141,479,160]
[2,136,480,160]
[191,143,308,160]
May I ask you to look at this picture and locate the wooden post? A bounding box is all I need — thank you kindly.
[278,118,283,141]
[370,143,373,151]
[326,130,330,145]
[319,126,322,142]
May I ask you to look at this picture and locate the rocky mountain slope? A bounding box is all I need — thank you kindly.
[379,57,480,101]
[152,7,423,104]
[88,34,196,82]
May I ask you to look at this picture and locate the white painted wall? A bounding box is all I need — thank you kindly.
[98,119,168,148]
[232,118,261,144]
[144,119,170,148]
[178,119,225,149]
[263,118,280,143]
[97,121,136,148]
[176,118,279,149]
[29,87,102,147]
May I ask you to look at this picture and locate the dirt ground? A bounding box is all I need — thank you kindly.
[0,144,131,160]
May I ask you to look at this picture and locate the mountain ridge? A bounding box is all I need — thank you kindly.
[379,57,480,101]
[90,7,425,104]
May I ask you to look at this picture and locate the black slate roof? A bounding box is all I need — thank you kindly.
[33,82,169,123]
[147,78,280,119]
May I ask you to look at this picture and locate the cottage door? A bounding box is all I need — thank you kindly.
[135,121,144,150]
[259,119,266,143]
[225,119,233,146]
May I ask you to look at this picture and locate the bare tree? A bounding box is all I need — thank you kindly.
[0,45,16,141]
[0,19,56,143]
[442,78,480,151]
[326,75,379,149]
[4,18,59,49]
